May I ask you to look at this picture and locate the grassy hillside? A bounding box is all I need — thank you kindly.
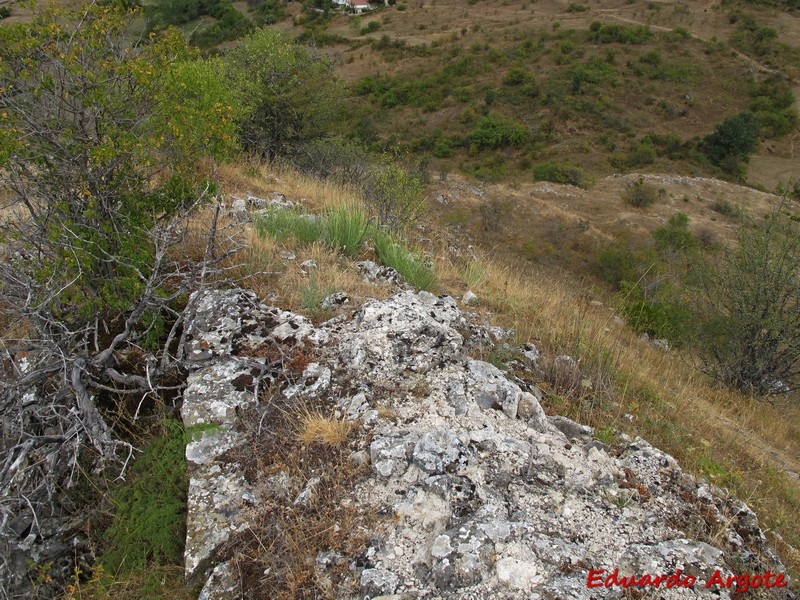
[285,0,800,187]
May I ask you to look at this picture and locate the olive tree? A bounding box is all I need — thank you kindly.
[0,5,239,593]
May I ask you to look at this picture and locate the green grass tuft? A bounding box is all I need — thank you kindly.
[324,205,370,257]
[253,208,325,245]
[373,230,437,291]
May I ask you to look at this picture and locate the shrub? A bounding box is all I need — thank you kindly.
[589,22,655,44]
[101,421,189,573]
[0,4,236,334]
[254,0,287,24]
[360,20,381,34]
[364,161,426,232]
[595,243,642,287]
[468,113,529,149]
[703,112,761,172]
[569,57,616,93]
[619,281,690,341]
[293,138,372,186]
[750,77,798,138]
[432,138,455,158]
[532,160,593,188]
[503,66,534,86]
[0,7,11,19]
[692,217,800,394]
[653,213,697,253]
[613,140,657,169]
[224,28,343,161]
[372,230,437,291]
[623,177,659,207]
[191,6,252,46]
[710,199,743,218]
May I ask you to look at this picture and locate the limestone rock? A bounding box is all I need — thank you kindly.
[320,291,349,311]
[180,289,793,600]
[355,260,404,286]
[462,290,478,306]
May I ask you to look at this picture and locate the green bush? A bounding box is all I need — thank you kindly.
[0,6,11,18]
[589,22,655,44]
[503,66,534,86]
[101,421,189,573]
[532,160,592,188]
[619,281,690,341]
[596,243,642,287]
[691,217,800,394]
[191,7,252,46]
[224,28,343,160]
[432,138,455,158]
[373,230,437,291]
[253,0,287,24]
[623,177,659,207]
[568,57,616,93]
[468,113,529,149]
[710,199,743,218]
[360,20,381,34]
[702,112,760,173]
[364,161,426,232]
[0,5,238,323]
[749,77,798,138]
[612,140,657,169]
[652,213,697,253]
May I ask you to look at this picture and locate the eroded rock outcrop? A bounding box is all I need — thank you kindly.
[181,289,794,599]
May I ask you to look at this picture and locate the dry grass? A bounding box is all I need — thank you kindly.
[219,391,369,599]
[296,410,352,447]
[64,565,193,600]
[216,160,363,213]
[216,162,395,315]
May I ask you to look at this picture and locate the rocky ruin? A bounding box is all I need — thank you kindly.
[181,288,795,599]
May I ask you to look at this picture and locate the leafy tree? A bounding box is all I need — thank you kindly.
[0,6,238,592]
[223,28,343,160]
[703,112,760,174]
[692,215,800,395]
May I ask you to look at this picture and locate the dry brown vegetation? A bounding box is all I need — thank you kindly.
[219,390,369,599]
